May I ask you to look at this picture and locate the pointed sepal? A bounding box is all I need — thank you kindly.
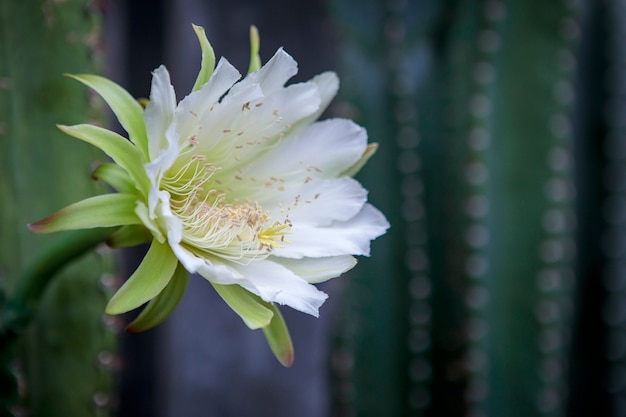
[92,163,135,194]
[106,224,153,248]
[341,143,379,177]
[211,283,274,329]
[261,303,294,367]
[248,25,261,74]
[126,262,188,332]
[106,239,178,314]
[28,194,140,233]
[191,24,216,92]
[65,74,149,159]
[58,124,149,195]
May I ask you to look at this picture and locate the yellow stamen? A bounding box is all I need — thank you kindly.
[161,150,292,261]
[258,221,292,249]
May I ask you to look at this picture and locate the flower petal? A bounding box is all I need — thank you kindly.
[67,74,148,159]
[195,80,320,174]
[106,239,178,314]
[228,260,329,317]
[341,143,379,177]
[174,58,242,146]
[191,24,216,92]
[257,177,368,227]
[211,283,274,329]
[126,261,188,332]
[169,241,242,283]
[298,71,339,127]
[58,124,149,195]
[243,48,297,94]
[273,255,357,284]
[145,66,177,161]
[243,118,367,180]
[28,194,140,233]
[274,204,389,259]
[312,72,339,113]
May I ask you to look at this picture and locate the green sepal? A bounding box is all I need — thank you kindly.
[66,74,149,159]
[92,163,135,194]
[261,303,294,367]
[106,239,178,314]
[58,124,149,196]
[247,25,262,74]
[341,143,379,177]
[134,202,166,243]
[28,194,140,233]
[107,224,153,248]
[211,283,274,329]
[191,24,216,92]
[126,262,188,332]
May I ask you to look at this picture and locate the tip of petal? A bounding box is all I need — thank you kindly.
[279,349,295,368]
[312,71,339,92]
[56,124,71,134]
[27,215,58,234]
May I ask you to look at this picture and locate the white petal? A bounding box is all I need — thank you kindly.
[253,82,321,131]
[289,178,367,225]
[143,134,178,194]
[134,201,164,242]
[222,81,321,167]
[143,67,181,188]
[313,72,339,112]
[146,186,169,221]
[175,58,241,143]
[257,177,368,227]
[273,255,356,284]
[228,259,328,317]
[300,71,339,125]
[274,204,390,259]
[169,240,243,284]
[244,118,367,179]
[192,81,264,154]
[156,190,182,239]
[144,65,177,161]
[139,187,182,242]
[193,81,319,170]
[245,48,298,94]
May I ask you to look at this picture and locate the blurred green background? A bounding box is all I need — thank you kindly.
[0,0,622,416]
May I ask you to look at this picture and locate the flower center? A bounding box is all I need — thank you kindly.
[161,153,290,261]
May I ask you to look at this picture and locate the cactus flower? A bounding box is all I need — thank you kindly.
[29,25,388,363]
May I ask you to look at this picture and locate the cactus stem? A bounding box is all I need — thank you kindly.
[1,227,117,335]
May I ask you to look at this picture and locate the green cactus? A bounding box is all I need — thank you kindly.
[329,0,581,416]
[0,1,116,416]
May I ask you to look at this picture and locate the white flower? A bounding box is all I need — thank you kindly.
[30,25,388,363]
